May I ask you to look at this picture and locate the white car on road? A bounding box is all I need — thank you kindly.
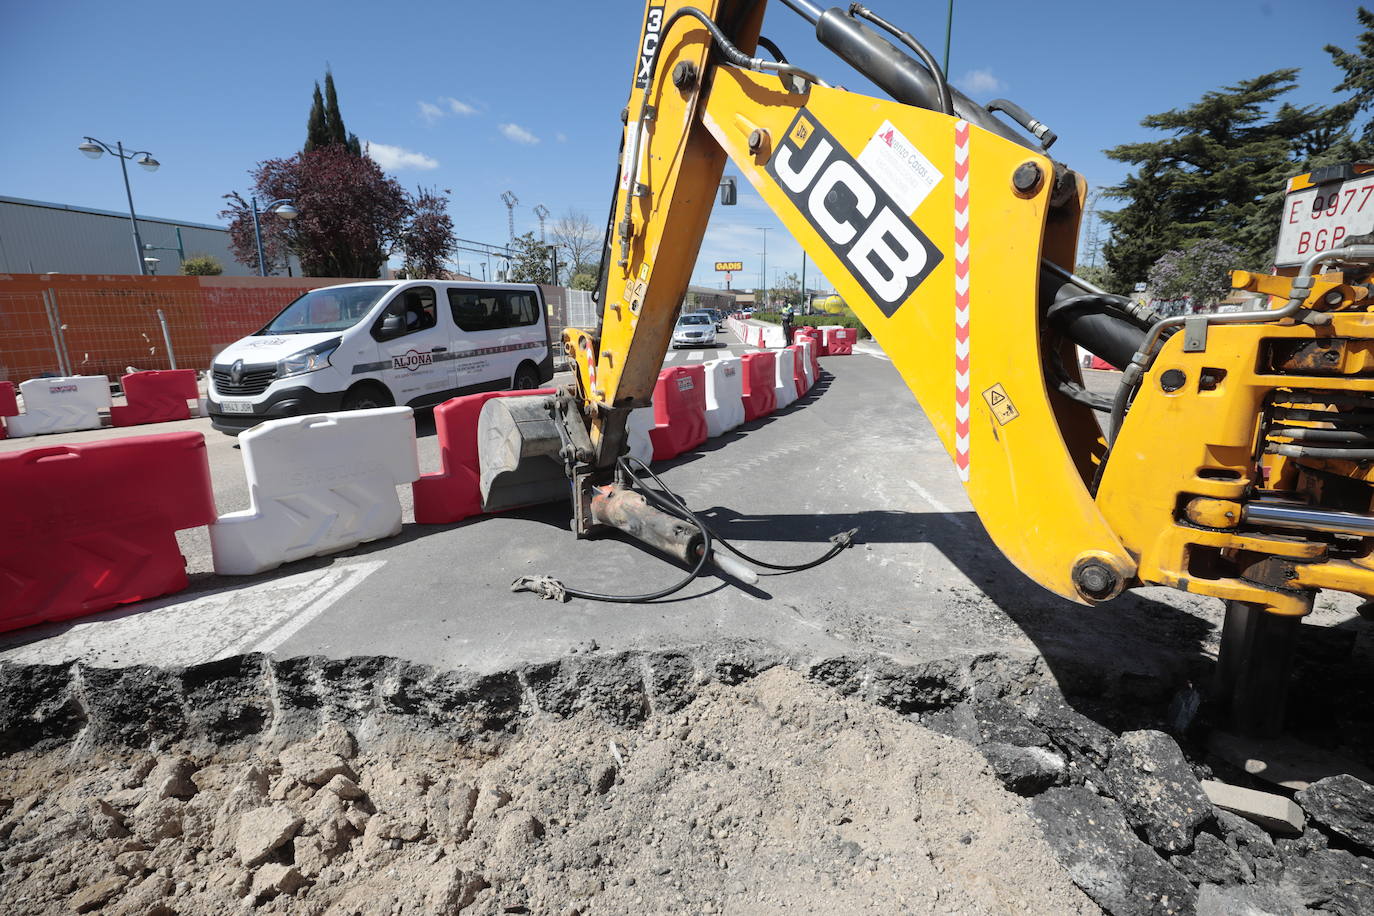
[672,313,718,348]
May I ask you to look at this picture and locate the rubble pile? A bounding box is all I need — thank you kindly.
[0,645,1371,915]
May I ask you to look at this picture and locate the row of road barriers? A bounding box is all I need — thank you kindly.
[0,370,203,439]
[723,316,858,356]
[0,343,826,633]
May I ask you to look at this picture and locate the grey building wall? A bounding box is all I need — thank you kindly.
[0,196,300,277]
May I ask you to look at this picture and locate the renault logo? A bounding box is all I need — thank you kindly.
[230,360,245,384]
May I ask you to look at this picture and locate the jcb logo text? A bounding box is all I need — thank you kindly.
[767,111,942,317]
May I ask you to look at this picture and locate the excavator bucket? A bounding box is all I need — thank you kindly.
[477,394,571,513]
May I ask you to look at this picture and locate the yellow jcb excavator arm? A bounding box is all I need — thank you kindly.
[492,0,1374,736]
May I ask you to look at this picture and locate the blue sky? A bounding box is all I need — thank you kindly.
[2,0,1363,288]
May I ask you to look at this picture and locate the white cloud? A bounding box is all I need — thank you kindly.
[556,132,567,143]
[499,123,540,145]
[365,141,439,171]
[444,97,477,115]
[957,68,1003,96]
[418,101,444,124]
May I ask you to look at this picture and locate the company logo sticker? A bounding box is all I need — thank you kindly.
[767,110,943,317]
[392,350,434,372]
[676,377,694,392]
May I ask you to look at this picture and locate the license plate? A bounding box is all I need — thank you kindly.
[219,399,255,414]
[1276,174,1374,267]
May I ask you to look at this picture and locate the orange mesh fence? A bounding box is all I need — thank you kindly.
[0,275,357,383]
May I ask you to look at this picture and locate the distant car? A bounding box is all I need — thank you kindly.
[704,308,725,329]
[672,313,718,348]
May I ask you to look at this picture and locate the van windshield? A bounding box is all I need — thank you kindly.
[258,286,389,334]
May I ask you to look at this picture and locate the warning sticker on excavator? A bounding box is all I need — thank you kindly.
[982,384,1019,425]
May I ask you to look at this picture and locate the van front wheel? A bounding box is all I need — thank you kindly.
[512,362,541,391]
[342,383,394,411]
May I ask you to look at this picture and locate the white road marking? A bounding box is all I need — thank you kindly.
[906,479,968,530]
[855,344,891,361]
[0,560,385,667]
[687,350,705,360]
[663,351,679,362]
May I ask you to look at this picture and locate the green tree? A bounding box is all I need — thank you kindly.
[180,254,223,275]
[305,70,361,156]
[323,70,362,156]
[569,270,598,291]
[1326,7,1374,148]
[505,232,553,283]
[1102,70,1353,286]
[305,83,330,152]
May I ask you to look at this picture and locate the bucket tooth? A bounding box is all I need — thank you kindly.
[478,395,571,512]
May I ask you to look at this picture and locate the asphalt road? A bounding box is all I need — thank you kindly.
[2,336,1365,695]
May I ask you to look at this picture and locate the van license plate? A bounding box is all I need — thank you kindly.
[220,400,255,414]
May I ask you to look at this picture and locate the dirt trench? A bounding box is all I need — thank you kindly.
[1,644,1372,915]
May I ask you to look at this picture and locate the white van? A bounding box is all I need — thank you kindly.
[207,280,554,434]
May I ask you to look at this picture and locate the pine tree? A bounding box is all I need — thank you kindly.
[323,70,362,156]
[305,82,330,153]
[1325,6,1374,149]
[1102,70,1352,284]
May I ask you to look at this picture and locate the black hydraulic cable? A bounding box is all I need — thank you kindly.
[847,3,953,116]
[756,35,789,63]
[621,455,858,574]
[511,487,713,603]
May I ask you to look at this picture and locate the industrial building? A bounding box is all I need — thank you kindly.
[0,195,299,277]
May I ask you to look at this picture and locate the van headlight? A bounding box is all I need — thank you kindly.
[277,338,340,378]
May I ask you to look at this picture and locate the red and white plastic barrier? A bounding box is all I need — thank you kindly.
[6,376,110,437]
[112,369,200,427]
[703,357,745,438]
[0,382,17,440]
[412,388,556,525]
[773,348,799,410]
[649,365,708,461]
[626,406,655,467]
[785,345,809,398]
[798,340,818,391]
[0,432,217,632]
[209,407,420,575]
[820,326,856,355]
[740,351,777,421]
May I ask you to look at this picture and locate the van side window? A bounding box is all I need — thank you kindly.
[374,286,438,340]
[448,290,541,331]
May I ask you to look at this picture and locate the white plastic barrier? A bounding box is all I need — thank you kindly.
[209,407,420,576]
[760,324,787,348]
[6,376,110,437]
[772,348,799,410]
[703,357,745,438]
[626,406,655,467]
[798,340,817,391]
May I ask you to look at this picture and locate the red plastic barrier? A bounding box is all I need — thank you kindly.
[785,346,808,397]
[794,329,824,378]
[0,432,217,632]
[649,365,708,461]
[111,369,200,427]
[1088,356,1120,371]
[0,381,16,440]
[740,351,777,422]
[824,327,856,355]
[412,388,556,524]
[795,326,826,356]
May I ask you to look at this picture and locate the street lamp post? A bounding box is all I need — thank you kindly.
[250,197,299,277]
[78,137,160,275]
[144,227,185,269]
[757,227,770,309]
[545,245,559,286]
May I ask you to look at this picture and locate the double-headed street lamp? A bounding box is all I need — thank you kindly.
[78,137,160,275]
[250,197,298,277]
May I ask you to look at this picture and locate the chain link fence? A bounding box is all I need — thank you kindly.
[542,286,598,370]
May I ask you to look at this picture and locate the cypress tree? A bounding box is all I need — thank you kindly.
[305,82,329,153]
[323,70,362,156]
[1325,6,1374,148]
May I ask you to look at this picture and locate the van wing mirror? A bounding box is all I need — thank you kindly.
[378,313,404,338]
